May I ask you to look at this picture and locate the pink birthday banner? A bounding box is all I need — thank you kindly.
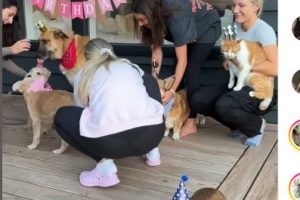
[31,0,127,19]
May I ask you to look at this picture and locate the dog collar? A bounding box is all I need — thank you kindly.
[164,96,175,117]
[60,38,77,70]
[29,77,53,92]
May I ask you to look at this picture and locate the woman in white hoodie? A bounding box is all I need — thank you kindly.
[54,38,164,188]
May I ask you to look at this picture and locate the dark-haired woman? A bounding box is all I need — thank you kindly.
[2,0,30,77]
[132,0,221,136]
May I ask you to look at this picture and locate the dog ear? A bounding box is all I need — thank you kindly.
[43,68,51,80]
[163,76,175,90]
[54,29,69,39]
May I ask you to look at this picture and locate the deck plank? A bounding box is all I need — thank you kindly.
[2,193,33,200]
[219,131,277,200]
[3,177,103,200]
[2,94,278,199]
[244,144,278,200]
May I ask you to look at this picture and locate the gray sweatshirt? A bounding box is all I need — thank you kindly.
[2,47,27,77]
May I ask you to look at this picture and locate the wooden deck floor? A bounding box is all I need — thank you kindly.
[2,94,278,200]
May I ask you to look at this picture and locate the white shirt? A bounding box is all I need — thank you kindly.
[74,60,164,138]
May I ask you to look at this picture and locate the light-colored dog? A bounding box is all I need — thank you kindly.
[37,28,89,85]
[12,67,74,154]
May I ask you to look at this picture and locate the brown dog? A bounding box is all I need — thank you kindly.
[38,28,89,85]
[155,75,190,140]
[165,89,191,140]
[12,67,74,154]
[156,75,206,140]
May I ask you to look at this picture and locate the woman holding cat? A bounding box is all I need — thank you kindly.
[131,0,222,137]
[54,38,164,187]
[2,0,31,77]
[190,0,278,146]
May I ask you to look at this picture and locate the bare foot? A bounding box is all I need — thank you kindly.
[180,118,197,137]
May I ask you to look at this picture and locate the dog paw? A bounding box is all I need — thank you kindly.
[172,133,180,141]
[53,148,65,154]
[233,85,242,91]
[198,115,206,126]
[164,130,170,137]
[27,144,38,150]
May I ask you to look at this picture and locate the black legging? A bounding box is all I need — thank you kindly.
[185,42,216,118]
[190,82,277,137]
[54,74,165,161]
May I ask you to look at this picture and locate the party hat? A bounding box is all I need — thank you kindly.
[172,175,190,200]
[35,20,49,32]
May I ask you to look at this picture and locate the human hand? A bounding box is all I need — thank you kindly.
[222,60,229,71]
[11,39,31,54]
[162,90,174,105]
[206,2,213,10]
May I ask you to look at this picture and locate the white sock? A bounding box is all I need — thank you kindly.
[147,147,160,158]
[96,159,117,174]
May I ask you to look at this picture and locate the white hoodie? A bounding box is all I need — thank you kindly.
[73,61,164,138]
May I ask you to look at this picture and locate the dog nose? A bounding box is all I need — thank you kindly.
[37,41,49,60]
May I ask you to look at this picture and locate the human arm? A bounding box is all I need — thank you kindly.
[2,47,13,57]
[2,58,27,77]
[249,20,277,76]
[162,45,187,104]
[251,44,278,76]
[2,39,31,57]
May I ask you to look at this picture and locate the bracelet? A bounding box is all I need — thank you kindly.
[169,89,176,96]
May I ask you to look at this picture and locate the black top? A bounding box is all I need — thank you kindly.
[161,0,221,46]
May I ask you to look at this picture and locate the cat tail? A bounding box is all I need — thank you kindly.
[247,73,274,99]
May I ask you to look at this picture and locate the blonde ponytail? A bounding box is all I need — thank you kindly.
[77,38,136,106]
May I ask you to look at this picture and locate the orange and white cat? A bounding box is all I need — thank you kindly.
[221,38,274,110]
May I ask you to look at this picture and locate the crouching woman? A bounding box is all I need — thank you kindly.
[54,38,164,187]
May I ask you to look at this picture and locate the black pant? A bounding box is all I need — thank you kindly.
[190,82,277,137]
[185,42,216,118]
[54,74,165,161]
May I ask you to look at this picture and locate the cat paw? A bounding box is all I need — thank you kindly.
[233,86,242,91]
[259,102,269,111]
[249,91,255,97]
[228,82,234,89]
[259,99,272,111]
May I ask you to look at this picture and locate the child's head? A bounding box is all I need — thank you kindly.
[191,188,226,200]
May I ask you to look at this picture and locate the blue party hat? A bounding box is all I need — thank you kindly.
[172,175,190,200]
